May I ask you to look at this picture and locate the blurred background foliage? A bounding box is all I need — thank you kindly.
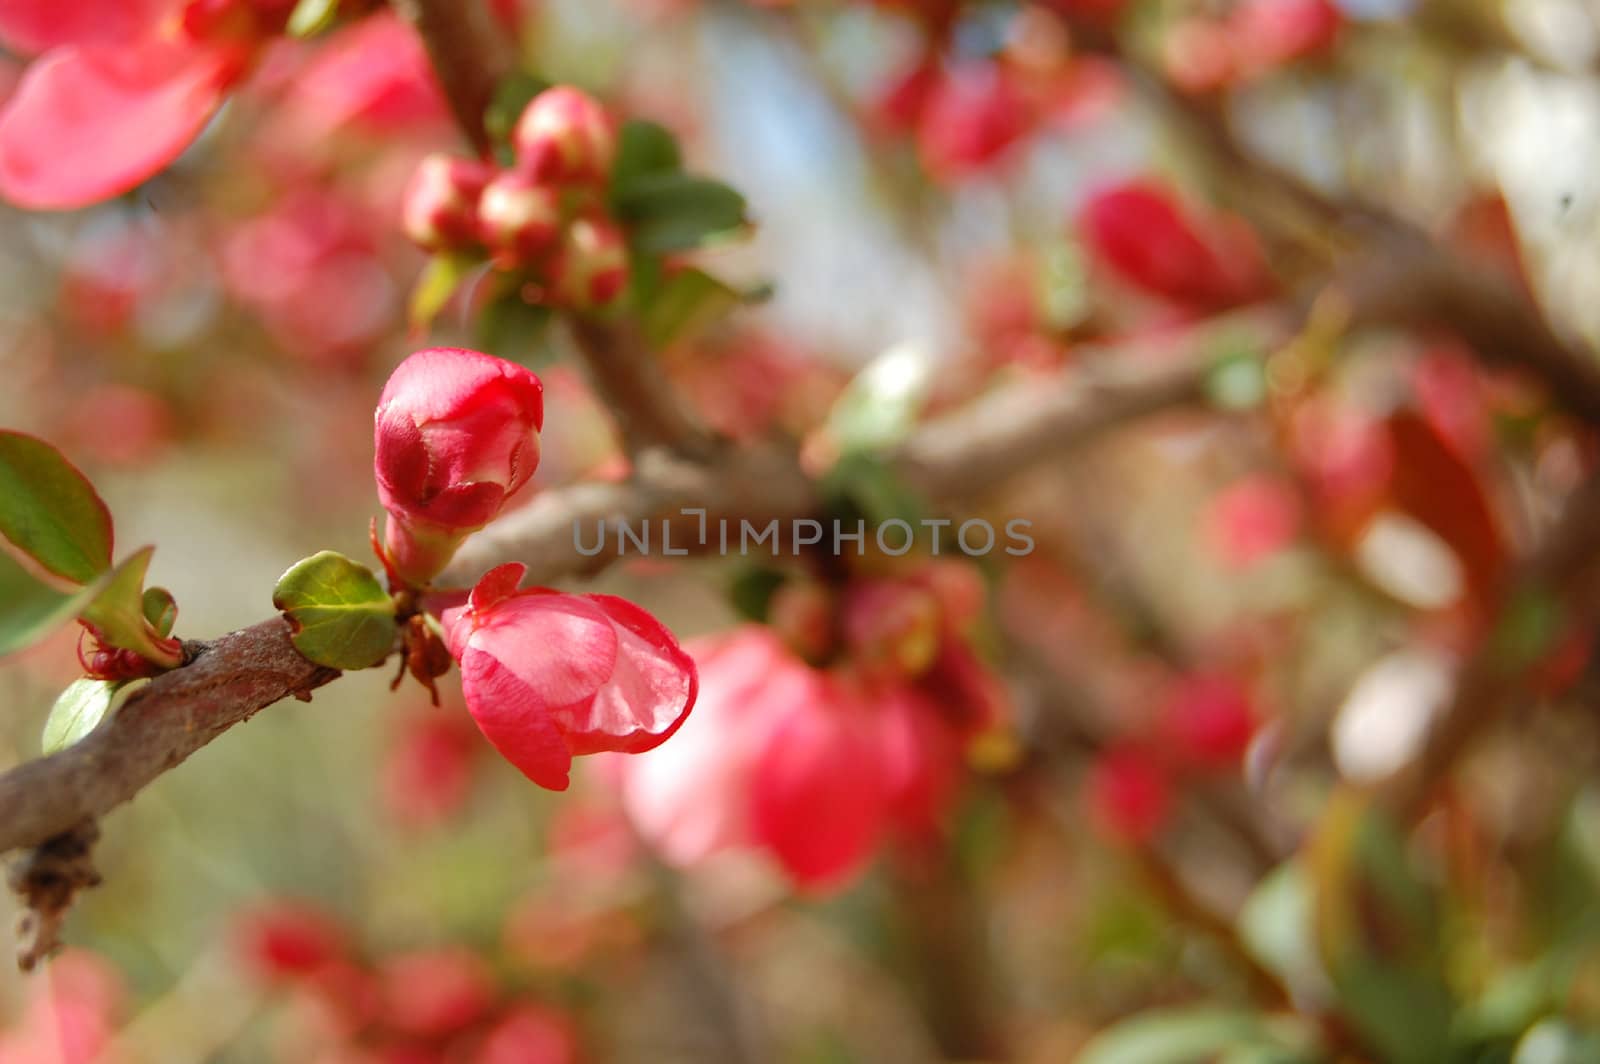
[3,0,1600,1061]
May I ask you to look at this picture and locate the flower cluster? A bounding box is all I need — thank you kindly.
[612,561,1008,892]
[402,86,629,310]
[234,900,581,1064]
[373,347,696,790]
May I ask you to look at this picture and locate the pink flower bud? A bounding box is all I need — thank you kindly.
[1158,673,1257,770]
[401,153,491,252]
[549,212,629,309]
[512,85,616,186]
[477,170,564,268]
[441,563,698,791]
[374,348,544,585]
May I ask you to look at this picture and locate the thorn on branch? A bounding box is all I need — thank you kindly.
[8,820,102,972]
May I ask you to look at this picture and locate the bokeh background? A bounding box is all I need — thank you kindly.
[2,0,1600,1061]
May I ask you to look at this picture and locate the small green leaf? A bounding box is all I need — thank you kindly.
[287,0,338,37]
[475,286,556,365]
[273,551,397,670]
[822,452,925,531]
[0,430,113,586]
[80,546,183,669]
[1075,1008,1304,1064]
[142,586,178,638]
[410,252,481,332]
[42,678,123,754]
[0,547,101,657]
[613,174,748,254]
[610,119,682,192]
[641,268,742,348]
[484,72,551,165]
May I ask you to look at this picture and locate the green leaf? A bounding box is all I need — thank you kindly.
[1075,1008,1306,1064]
[1309,794,1457,1064]
[142,586,178,638]
[410,252,481,332]
[822,451,925,532]
[273,551,397,670]
[0,546,100,657]
[824,342,934,454]
[0,430,113,586]
[42,678,123,754]
[610,119,682,192]
[641,268,742,348]
[484,72,551,165]
[79,546,183,669]
[475,287,556,365]
[287,0,338,37]
[613,174,748,254]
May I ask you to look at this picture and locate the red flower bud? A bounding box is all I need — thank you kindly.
[233,900,349,982]
[402,153,491,252]
[477,170,564,268]
[916,63,1030,182]
[374,348,544,585]
[1078,179,1269,308]
[1158,673,1257,770]
[1086,745,1171,846]
[513,85,616,186]
[441,563,698,791]
[549,212,629,309]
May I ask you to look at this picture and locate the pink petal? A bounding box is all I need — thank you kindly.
[0,39,239,210]
[750,678,888,892]
[557,593,696,756]
[0,0,173,55]
[457,647,578,790]
[471,593,619,710]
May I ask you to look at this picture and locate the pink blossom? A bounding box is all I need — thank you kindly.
[916,63,1031,182]
[377,948,496,1038]
[0,0,288,209]
[1157,672,1257,770]
[1086,744,1172,845]
[442,563,697,791]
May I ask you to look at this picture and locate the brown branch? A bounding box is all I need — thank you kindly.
[566,317,719,459]
[0,621,338,857]
[391,0,510,156]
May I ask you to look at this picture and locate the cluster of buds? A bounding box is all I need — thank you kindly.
[401,86,629,310]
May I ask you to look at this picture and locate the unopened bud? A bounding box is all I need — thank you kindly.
[478,171,564,268]
[550,212,629,309]
[402,153,492,252]
[513,86,617,186]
